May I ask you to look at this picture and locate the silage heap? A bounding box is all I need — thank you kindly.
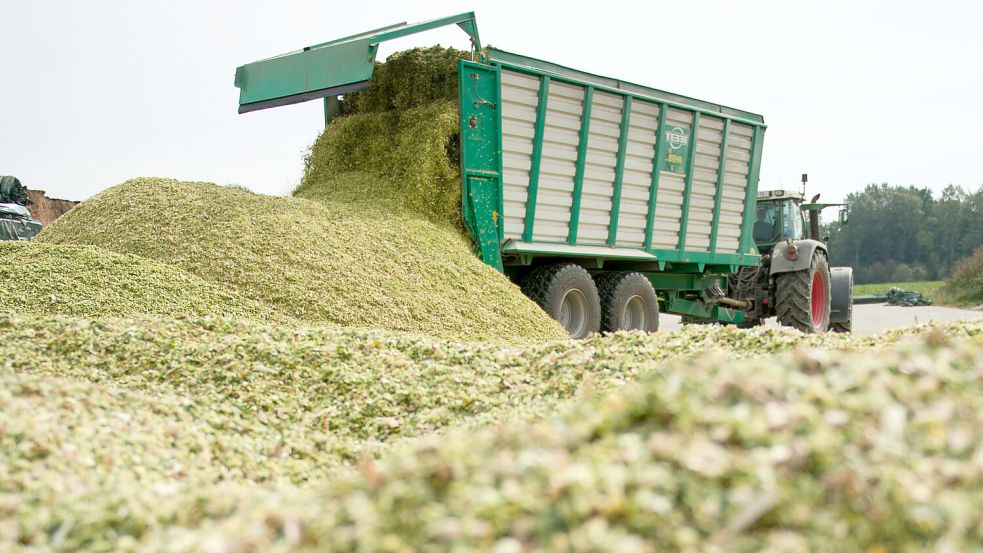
[4,320,983,551]
[36,177,564,343]
[0,242,282,322]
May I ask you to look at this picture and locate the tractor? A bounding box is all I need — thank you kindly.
[726,174,853,332]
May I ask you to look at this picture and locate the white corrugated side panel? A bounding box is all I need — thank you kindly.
[614,100,660,248]
[684,116,724,251]
[578,91,623,245]
[718,122,753,252]
[532,81,584,243]
[500,70,540,240]
[650,108,692,250]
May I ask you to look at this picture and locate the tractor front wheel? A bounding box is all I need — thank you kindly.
[775,252,831,333]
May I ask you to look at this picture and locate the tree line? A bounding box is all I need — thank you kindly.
[822,183,983,284]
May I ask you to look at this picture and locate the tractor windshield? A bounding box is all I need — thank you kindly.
[753,199,804,245]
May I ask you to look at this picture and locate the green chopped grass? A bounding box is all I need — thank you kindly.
[36,178,565,344]
[339,46,468,116]
[0,241,283,322]
[2,317,980,551]
[297,100,462,227]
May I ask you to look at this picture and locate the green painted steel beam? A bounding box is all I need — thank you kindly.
[494,67,506,243]
[488,51,766,127]
[500,240,759,267]
[373,12,481,48]
[234,12,480,114]
[708,119,730,253]
[458,60,503,270]
[608,96,632,246]
[643,103,668,251]
[568,86,593,245]
[738,126,765,254]
[676,112,700,252]
[663,295,746,324]
[645,273,726,291]
[522,75,550,242]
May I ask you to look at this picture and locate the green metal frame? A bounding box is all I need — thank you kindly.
[645,272,726,291]
[522,76,551,242]
[676,112,700,251]
[458,60,503,270]
[607,96,632,246]
[643,103,668,251]
[568,87,594,245]
[468,54,766,275]
[737,126,765,255]
[487,49,763,125]
[708,119,730,253]
[663,295,746,324]
[234,12,480,114]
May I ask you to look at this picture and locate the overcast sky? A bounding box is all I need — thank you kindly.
[2,0,980,203]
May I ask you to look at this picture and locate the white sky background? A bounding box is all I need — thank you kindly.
[1,0,980,203]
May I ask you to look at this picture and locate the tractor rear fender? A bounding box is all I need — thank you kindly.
[768,239,827,275]
[829,266,854,323]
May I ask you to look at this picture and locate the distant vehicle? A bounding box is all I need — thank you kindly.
[0,175,44,241]
[232,12,854,336]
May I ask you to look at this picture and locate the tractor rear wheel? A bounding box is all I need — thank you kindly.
[595,272,660,333]
[521,264,601,339]
[775,252,831,333]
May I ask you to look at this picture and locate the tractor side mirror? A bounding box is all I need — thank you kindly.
[838,208,849,225]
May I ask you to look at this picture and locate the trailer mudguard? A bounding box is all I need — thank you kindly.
[829,266,853,323]
[769,239,827,275]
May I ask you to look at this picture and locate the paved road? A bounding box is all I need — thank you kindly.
[660,303,983,334]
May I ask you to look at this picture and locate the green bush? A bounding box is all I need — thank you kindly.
[892,262,929,282]
[941,245,983,306]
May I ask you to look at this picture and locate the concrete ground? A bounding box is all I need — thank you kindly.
[660,303,983,334]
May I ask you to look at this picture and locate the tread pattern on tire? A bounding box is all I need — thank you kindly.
[521,264,600,338]
[830,269,853,333]
[775,252,830,333]
[594,271,660,333]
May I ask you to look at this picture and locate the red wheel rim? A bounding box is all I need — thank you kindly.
[811,271,827,328]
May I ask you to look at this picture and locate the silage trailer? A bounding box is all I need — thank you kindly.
[233,12,853,337]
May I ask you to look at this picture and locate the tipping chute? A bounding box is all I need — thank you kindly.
[234,12,480,114]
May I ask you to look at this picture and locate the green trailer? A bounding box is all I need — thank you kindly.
[234,13,850,337]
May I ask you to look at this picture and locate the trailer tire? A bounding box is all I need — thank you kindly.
[595,272,660,333]
[521,264,601,339]
[775,251,831,333]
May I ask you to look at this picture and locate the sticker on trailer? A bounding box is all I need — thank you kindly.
[660,125,690,174]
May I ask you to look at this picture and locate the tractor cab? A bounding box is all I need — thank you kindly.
[754,174,849,253]
[753,189,807,252]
